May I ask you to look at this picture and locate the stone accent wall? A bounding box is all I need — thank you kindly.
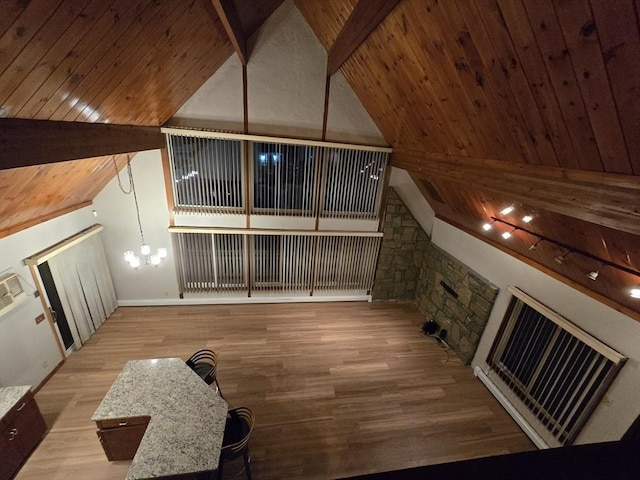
[372,188,498,364]
[372,189,423,300]
[415,243,499,364]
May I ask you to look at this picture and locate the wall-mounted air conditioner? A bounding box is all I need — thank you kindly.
[0,273,26,317]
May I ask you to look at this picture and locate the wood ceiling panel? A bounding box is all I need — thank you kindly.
[14,0,150,120]
[553,0,635,175]
[52,0,185,124]
[295,0,358,50]
[233,0,285,39]
[521,0,603,171]
[590,0,640,174]
[0,0,115,115]
[0,0,237,237]
[0,154,127,234]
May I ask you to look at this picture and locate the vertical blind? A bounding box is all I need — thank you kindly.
[167,134,244,214]
[165,131,389,220]
[173,232,381,296]
[46,233,117,347]
[487,287,626,446]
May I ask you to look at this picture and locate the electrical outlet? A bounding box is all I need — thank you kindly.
[35,313,45,324]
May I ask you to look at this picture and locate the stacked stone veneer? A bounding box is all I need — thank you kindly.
[373,188,499,364]
[372,189,425,300]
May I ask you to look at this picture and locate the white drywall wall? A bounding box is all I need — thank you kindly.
[171,0,386,145]
[92,150,180,301]
[0,206,96,387]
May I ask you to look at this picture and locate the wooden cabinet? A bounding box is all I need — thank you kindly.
[0,390,47,480]
[95,416,150,461]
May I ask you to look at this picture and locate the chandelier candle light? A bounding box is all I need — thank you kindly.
[116,155,167,269]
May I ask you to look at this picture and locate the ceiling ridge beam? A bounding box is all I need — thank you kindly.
[326,0,402,76]
[0,119,163,170]
[392,149,640,235]
[211,0,248,65]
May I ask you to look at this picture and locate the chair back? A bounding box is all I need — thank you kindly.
[222,407,255,456]
[186,349,218,384]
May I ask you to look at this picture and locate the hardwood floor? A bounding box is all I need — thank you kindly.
[18,302,534,479]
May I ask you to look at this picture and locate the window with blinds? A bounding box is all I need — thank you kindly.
[167,135,244,214]
[174,233,246,294]
[173,231,381,297]
[487,287,626,446]
[322,148,387,219]
[252,142,317,216]
[165,131,389,221]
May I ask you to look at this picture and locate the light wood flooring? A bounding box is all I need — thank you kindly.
[18,301,534,480]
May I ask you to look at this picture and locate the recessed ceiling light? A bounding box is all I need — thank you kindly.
[522,215,533,223]
[587,270,599,281]
[631,286,640,299]
[501,231,512,239]
[482,223,493,231]
[500,205,515,215]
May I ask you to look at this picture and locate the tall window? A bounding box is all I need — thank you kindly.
[322,148,387,218]
[487,287,626,446]
[173,232,381,296]
[174,233,246,293]
[252,142,317,215]
[167,135,244,213]
[165,132,390,220]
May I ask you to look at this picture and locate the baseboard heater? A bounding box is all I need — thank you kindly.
[474,366,549,450]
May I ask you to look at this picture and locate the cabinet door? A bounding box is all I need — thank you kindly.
[0,427,22,480]
[12,398,47,457]
[97,423,148,461]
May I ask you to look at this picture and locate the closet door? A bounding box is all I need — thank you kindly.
[47,233,117,347]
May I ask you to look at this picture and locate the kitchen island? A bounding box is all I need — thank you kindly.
[92,358,228,480]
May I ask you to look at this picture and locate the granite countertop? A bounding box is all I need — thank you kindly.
[92,358,228,480]
[0,385,32,419]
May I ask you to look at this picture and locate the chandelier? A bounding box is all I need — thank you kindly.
[116,155,167,269]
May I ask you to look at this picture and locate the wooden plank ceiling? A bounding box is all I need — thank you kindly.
[0,0,638,317]
[295,0,640,317]
[0,0,281,236]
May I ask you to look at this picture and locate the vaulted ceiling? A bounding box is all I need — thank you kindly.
[0,0,638,317]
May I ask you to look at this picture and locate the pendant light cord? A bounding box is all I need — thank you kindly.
[113,155,133,194]
[118,154,146,246]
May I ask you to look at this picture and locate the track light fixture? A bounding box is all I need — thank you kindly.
[554,251,572,264]
[528,239,543,251]
[481,215,640,298]
[500,205,515,215]
[502,228,517,240]
[482,220,496,231]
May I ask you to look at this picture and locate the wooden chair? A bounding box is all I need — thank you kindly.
[186,349,223,396]
[218,407,255,480]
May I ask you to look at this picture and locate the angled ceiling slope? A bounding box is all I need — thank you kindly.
[295,0,640,317]
[0,0,282,237]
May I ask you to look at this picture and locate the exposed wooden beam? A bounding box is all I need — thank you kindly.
[392,149,640,235]
[326,0,402,75]
[211,0,248,65]
[0,119,163,170]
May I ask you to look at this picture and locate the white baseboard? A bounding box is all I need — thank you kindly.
[118,294,372,307]
[474,366,549,449]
